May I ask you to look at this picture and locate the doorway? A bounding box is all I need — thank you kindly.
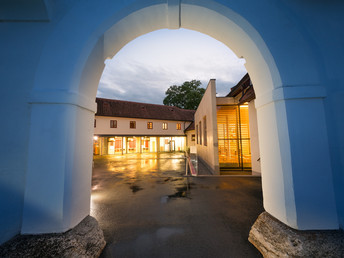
[217,104,251,170]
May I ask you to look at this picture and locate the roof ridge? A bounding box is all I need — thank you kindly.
[96,97,196,112]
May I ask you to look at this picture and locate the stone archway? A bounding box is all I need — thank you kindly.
[1,0,343,254]
[23,0,338,233]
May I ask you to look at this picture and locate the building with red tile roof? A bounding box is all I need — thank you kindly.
[93,98,196,155]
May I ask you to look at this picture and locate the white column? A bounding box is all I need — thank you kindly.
[256,86,338,230]
[21,93,96,234]
[248,100,261,175]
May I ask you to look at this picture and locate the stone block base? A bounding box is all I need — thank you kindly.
[0,216,106,257]
[249,212,344,257]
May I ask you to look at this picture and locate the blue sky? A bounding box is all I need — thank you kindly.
[97,28,247,105]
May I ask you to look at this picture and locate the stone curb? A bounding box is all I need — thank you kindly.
[0,216,106,258]
[249,212,344,257]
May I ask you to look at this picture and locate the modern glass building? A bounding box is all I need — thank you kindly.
[195,75,260,175]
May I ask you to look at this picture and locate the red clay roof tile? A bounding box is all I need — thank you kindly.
[96,98,195,121]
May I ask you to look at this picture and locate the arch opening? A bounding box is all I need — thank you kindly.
[81,1,281,102]
[78,0,286,226]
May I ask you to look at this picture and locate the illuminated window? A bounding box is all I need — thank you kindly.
[130,121,136,129]
[110,120,117,128]
[147,122,153,129]
[199,121,202,145]
[176,123,181,130]
[94,119,96,128]
[163,122,168,130]
[196,125,198,144]
[191,134,195,141]
[203,116,207,146]
[217,104,251,170]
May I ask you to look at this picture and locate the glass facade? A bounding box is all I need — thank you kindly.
[217,104,251,170]
[93,136,185,155]
[108,137,123,154]
[126,137,140,153]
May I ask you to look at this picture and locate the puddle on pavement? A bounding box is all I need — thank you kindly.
[161,179,193,202]
[130,185,143,193]
[168,185,191,198]
[168,191,187,198]
[155,177,183,184]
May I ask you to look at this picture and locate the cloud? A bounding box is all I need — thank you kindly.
[97,29,247,104]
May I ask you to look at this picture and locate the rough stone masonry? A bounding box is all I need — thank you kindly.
[0,216,106,258]
[249,212,344,257]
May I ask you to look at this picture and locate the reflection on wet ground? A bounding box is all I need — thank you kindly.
[91,153,263,258]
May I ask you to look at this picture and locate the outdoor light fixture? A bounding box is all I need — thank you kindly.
[93,136,98,140]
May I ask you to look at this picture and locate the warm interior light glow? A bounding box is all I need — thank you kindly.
[93,136,98,140]
[93,136,186,155]
[217,105,251,169]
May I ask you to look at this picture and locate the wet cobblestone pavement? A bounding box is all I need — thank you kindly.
[91,153,263,258]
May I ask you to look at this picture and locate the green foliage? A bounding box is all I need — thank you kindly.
[163,80,205,110]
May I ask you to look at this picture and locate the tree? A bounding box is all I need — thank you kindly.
[163,80,205,110]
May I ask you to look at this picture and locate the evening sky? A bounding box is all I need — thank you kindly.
[97,28,247,105]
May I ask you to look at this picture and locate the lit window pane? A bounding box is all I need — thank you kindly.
[217,105,251,169]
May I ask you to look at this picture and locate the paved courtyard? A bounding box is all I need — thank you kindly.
[91,153,263,258]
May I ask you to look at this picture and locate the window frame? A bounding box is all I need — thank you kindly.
[203,116,207,146]
[162,122,168,130]
[147,122,153,129]
[110,120,117,128]
[130,121,136,129]
[199,121,202,145]
[196,125,198,144]
[176,123,181,130]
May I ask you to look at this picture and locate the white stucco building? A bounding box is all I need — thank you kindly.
[184,122,196,153]
[93,98,195,154]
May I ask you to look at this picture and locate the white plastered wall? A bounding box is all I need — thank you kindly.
[195,80,219,174]
[94,116,190,136]
[248,100,261,175]
[185,130,196,153]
